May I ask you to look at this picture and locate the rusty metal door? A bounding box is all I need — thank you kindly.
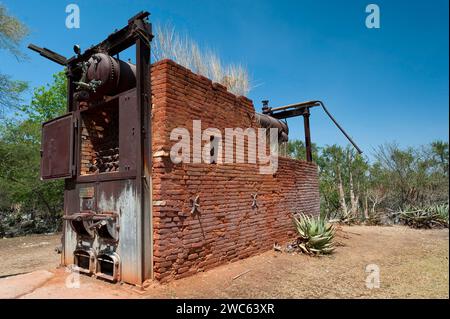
[41,113,74,179]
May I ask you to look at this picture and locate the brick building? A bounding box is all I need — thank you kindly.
[150,59,320,282]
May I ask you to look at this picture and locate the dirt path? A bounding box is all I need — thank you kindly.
[0,233,61,278]
[0,226,448,298]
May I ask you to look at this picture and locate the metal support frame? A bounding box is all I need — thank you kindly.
[303,108,312,162]
[262,100,362,162]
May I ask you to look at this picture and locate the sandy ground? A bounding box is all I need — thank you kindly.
[0,233,61,278]
[0,225,448,299]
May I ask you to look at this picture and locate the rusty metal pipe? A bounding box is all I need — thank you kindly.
[267,100,320,113]
[316,101,362,154]
[255,113,289,142]
[264,99,362,154]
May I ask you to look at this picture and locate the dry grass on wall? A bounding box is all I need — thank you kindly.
[152,23,250,96]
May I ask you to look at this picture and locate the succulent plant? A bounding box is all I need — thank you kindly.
[398,204,448,229]
[293,213,335,255]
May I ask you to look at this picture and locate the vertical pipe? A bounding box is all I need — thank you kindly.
[303,108,312,162]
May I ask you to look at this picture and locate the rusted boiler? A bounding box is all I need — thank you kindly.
[34,12,153,285]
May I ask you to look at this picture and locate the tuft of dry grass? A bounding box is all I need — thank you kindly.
[152,23,251,96]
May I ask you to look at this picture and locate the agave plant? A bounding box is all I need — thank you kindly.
[430,203,449,223]
[293,213,335,255]
[397,203,449,229]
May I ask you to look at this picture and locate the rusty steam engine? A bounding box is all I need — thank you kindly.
[31,12,153,284]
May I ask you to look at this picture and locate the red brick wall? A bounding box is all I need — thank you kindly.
[151,59,320,282]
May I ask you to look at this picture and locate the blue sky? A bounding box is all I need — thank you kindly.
[0,0,448,156]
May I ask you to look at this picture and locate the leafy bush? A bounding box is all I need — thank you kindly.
[0,208,61,237]
[293,213,335,255]
[288,141,449,224]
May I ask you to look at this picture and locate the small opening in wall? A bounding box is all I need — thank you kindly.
[96,253,118,281]
[74,249,92,272]
[210,135,218,164]
[98,256,114,277]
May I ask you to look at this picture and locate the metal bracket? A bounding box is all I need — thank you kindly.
[63,211,118,222]
[251,193,258,209]
[87,219,108,230]
[190,195,201,215]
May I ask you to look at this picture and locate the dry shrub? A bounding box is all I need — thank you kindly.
[152,23,251,96]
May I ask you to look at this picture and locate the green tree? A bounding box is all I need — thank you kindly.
[288,140,371,220]
[374,143,414,209]
[0,72,66,235]
[346,147,369,219]
[0,120,63,214]
[366,162,388,214]
[287,139,319,162]
[18,71,67,121]
[0,4,29,116]
[430,140,449,177]
[373,142,449,210]
[320,145,353,220]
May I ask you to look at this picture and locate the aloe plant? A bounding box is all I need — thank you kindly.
[293,213,335,255]
[397,203,448,229]
[431,203,449,222]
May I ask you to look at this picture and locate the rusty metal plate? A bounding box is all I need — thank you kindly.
[79,186,95,198]
[119,89,138,173]
[41,113,74,180]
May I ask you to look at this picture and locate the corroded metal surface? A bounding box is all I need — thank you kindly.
[36,12,153,286]
[84,53,137,100]
[255,112,289,143]
[41,113,74,179]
